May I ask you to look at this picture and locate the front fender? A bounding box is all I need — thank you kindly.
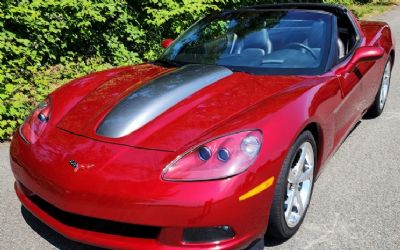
[198,76,342,180]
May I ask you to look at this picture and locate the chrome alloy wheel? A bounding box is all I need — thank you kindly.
[284,142,314,228]
[379,61,391,109]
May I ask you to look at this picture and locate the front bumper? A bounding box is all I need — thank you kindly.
[10,128,275,249]
[15,181,167,249]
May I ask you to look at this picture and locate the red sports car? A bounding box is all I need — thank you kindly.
[10,3,394,250]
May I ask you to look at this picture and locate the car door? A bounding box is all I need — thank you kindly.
[335,63,365,132]
[332,26,365,144]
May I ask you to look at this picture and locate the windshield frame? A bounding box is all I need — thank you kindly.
[157,9,336,76]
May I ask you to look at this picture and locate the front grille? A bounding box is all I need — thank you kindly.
[28,195,161,239]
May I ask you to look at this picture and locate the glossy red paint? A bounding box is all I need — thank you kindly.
[57,72,310,151]
[162,38,175,48]
[20,98,52,144]
[338,46,384,74]
[10,6,394,250]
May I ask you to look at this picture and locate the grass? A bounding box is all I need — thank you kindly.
[348,0,400,19]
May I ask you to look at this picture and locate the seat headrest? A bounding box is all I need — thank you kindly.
[241,28,272,54]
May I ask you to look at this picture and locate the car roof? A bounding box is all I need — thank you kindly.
[241,3,348,17]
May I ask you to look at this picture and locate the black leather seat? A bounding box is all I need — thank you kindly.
[237,28,273,55]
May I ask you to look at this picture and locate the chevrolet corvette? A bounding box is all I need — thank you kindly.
[10,3,394,250]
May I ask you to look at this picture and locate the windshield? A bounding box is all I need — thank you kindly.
[158,10,333,75]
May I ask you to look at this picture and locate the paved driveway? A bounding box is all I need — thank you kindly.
[1,6,400,250]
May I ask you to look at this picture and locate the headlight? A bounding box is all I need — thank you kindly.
[19,97,51,144]
[162,130,262,181]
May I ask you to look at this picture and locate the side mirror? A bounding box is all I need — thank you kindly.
[344,46,384,73]
[161,38,174,48]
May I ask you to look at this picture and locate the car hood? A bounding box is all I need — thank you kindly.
[57,63,309,151]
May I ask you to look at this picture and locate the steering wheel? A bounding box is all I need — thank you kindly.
[283,42,318,60]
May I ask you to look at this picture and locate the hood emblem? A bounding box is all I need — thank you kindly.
[69,159,95,172]
[69,160,78,168]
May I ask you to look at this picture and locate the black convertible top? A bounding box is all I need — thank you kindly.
[242,3,349,17]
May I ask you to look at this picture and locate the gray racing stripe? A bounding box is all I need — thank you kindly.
[96,64,232,138]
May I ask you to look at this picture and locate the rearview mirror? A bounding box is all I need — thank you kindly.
[345,46,384,73]
[161,38,174,48]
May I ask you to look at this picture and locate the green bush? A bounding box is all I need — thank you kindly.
[0,0,394,140]
[0,0,144,139]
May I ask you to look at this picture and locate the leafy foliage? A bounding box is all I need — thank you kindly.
[0,0,393,139]
[0,0,143,139]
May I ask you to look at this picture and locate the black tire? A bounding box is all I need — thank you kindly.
[366,57,392,118]
[245,238,264,250]
[266,131,317,240]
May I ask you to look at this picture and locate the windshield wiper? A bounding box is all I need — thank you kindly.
[229,68,254,75]
[152,59,182,68]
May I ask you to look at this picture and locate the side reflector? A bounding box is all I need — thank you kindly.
[239,176,274,201]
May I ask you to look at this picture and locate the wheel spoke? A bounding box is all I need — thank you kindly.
[296,145,307,170]
[295,189,305,215]
[288,169,297,183]
[285,190,295,220]
[382,84,388,101]
[297,167,312,183]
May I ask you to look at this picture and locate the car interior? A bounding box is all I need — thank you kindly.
[220,19,328,68]
[220,13,358,64]
[169,8,359,74]
[176,18,330,69]
[336,14,358,61]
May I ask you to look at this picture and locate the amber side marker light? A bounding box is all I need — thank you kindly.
[239,176,275,201]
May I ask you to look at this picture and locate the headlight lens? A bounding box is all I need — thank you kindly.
[19,97,51,144]
[162,130,262,181]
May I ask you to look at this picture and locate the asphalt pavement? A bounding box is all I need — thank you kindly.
[1,6,400,250]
